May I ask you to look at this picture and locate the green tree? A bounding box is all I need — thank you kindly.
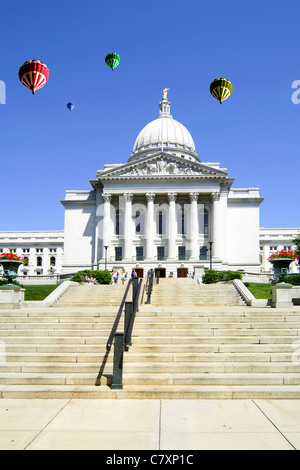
[292,234,300,261]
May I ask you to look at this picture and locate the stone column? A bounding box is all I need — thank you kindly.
[168,192,177,260]
[146,193,155,260]
[124,193,133,261]
[102,192,112,258]
[189,192,199,260]
[212,189,228,263]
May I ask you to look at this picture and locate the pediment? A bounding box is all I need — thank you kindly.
[97,153,228,180]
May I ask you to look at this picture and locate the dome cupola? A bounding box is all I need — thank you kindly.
[129,90,200,163]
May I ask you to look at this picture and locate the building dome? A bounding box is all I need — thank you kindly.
[129,90,200,163]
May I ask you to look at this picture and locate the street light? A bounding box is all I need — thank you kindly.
[104,246,109,271]
[209,241,213,270]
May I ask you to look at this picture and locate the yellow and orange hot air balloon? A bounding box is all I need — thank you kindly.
[19,60,49,95]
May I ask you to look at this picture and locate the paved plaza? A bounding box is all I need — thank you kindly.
[0,398,299,450]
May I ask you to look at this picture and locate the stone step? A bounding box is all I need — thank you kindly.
[1,384,300,399]
[2,361,300,374]
[3,343,298,354]
[1,372,300,387]
[3,351,298,363]
[1,335,299,345]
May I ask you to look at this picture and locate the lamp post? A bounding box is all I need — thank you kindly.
[209,241,213,270]
[104,246,109,271]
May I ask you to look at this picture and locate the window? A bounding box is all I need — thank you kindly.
[157,246,165,261]
[136,246,144,261]
[37,256,42,267]
[200,246,208,260]
[178,246,186,260]
[180,205,185,235]
[116,209,120,235]
[158,211,163,235]
[36,249,43,253]
[199,208,209,235]
[115,247,122,261]
[50,256,56,267]
[134,210,145,235]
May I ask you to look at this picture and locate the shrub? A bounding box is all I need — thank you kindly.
[71,270,112,285]
[202,269,242,284]
[0,279,23,287]
[284,274,300,286]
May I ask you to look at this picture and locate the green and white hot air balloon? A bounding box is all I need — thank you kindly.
[210,78,233,104]
[105,52,120,70]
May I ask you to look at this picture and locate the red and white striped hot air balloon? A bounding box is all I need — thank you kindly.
[18,60,49,95]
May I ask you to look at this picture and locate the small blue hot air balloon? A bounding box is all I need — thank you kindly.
[67,102,75,111]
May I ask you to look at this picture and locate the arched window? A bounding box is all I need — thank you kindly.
[158,211,163,235]
[50,256,56,267]
[199,207,209,235]
[115,209,120,235]
[134,209,145,235]
[180,205,185,235]
[177,204,186,235]
[156,206,167,235]
[37,256,42,267]
[115,209,124,235]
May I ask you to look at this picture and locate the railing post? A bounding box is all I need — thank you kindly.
[146,269,154,304]
[124,301,133,350]
[111,332,124,390]
[132,277,139,311]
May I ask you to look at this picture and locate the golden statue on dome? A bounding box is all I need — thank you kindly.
[162,88,170,100]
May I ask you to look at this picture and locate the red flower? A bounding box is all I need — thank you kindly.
[268,249,298,261]
[0,252,25,262]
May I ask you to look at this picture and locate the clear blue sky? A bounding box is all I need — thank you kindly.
[0,0,299,231]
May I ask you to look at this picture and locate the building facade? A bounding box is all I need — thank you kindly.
[0,91,299,280]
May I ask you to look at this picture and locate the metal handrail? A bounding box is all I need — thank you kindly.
[125,278,143,350]
[106,279,132,351]
[146,269,154,303]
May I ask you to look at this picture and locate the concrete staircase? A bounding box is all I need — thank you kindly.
[54,283,127,307]
[1,279,300,398]
[151,278,246,306]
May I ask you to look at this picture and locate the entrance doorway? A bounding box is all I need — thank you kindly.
[135,268,144,278]
[177,267,188,278]
[155,268,166,279]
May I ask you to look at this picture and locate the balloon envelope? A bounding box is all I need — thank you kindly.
[19,60,49,94]
[210,78,232,104]
[105,52,120,70]
[67,102,75,111]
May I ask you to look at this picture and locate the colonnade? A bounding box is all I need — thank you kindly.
[101,189,228,263]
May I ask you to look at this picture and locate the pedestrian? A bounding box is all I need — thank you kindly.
[131,269,138,279]
[112,269,119,284]
[121,268,127,285]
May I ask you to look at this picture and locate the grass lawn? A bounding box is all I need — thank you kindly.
[24,284,58,301]
[244,282,272,299]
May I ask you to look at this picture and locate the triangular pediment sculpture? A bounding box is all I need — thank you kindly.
[97,153,228,180]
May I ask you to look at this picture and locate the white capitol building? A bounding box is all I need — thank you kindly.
[0,90,299,280]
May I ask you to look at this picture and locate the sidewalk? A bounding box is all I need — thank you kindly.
[0,398,299,450]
